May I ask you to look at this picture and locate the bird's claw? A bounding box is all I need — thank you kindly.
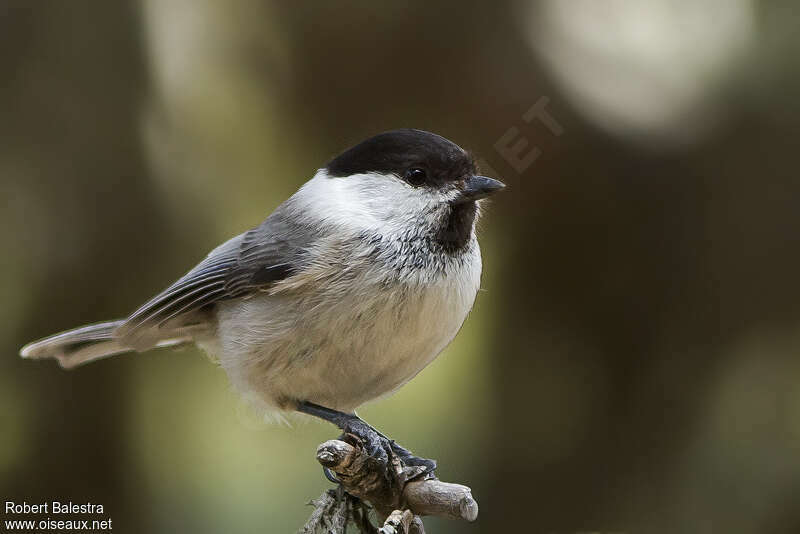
[389,441,437,481]
[341,419,393,476]
[335,419,437,483]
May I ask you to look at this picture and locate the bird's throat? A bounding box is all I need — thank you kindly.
[436,201,477,252]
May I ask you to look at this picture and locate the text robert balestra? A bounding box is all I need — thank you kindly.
[6,501,105,514]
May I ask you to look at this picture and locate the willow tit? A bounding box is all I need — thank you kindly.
[20,129,505,476]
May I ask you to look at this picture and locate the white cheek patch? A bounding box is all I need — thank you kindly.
[291,170,382,232]
[294,170,445,237]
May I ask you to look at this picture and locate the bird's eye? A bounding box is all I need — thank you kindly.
[404,168,427,187]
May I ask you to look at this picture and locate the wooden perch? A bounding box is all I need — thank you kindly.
[300,435,478,533]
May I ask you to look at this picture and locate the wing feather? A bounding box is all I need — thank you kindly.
[116,202,314,344]
[157,288,228,327]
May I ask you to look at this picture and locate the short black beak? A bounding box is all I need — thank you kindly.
[457,175,506,203]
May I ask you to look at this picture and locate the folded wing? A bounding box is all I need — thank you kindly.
[116,204,314,346]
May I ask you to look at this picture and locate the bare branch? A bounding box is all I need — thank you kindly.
[300,436,478,533]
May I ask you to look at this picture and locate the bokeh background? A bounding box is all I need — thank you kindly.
[2,1,800,533]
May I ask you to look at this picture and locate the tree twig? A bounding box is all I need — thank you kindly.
[299,435,478,533]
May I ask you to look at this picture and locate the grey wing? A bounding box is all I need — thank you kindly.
[116,206,314,345]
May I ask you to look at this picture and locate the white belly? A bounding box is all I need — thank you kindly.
[211,249,481,413]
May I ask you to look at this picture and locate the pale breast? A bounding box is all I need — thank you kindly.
[213,241,482,413]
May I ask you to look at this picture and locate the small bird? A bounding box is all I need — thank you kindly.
[20,129,504,477]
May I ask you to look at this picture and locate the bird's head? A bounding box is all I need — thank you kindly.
[311,129,505,251]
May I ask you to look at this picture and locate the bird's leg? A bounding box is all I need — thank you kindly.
[296,401,437,482]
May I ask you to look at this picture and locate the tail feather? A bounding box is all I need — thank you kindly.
[19,320,190,369]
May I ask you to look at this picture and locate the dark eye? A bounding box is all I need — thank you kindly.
[404,167,427,187]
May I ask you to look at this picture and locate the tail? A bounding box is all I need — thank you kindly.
[19,320,190,369]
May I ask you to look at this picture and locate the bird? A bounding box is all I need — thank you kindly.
[20,128,505,479]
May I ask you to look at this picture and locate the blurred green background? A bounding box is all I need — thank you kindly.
[2,1,800,533]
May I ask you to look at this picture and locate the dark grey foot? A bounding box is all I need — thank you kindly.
[339,416,394,474]
[296,401,437,482]
[389,441,438,479]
